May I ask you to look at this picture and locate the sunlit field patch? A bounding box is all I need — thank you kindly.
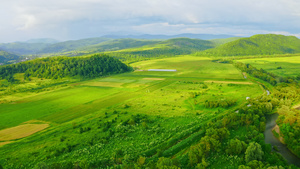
[0,123,49,141]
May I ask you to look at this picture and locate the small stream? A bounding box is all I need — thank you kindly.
[264,113,300,167]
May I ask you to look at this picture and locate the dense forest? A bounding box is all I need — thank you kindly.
[0,54,132,81]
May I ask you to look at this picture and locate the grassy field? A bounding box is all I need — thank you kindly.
[0,55,262,131]
[238,55,300,78]
[0,55,265,168]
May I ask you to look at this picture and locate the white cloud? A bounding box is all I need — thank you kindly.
[0,0,300,42]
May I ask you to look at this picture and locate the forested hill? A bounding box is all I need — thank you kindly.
[0,54,131,81]
[198,34,300,56]
[0,50,20,63]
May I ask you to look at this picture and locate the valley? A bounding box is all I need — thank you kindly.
[0,34,299,168]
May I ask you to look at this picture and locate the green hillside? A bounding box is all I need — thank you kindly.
[199,34,300,56]
[209,37,243,46]
[106,38,215,63]
[0,54,131,81]
[0,50,20,63]
[38,37,112,54]
[78,38,162,52]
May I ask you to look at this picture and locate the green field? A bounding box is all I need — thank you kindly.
[0,55,267,168]
[238,55,300,78]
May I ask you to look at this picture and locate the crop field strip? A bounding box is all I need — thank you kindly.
[0,123,49,141]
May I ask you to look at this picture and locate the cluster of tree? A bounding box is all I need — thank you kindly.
[204,98,236,108]
[276,105,300,157]
[0,54,132,82]
[234,62,278,85]
[236,62,300,159]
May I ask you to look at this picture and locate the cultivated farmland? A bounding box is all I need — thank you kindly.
[0,55,267,168]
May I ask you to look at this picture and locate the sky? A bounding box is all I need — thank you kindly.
[0,0,300,43]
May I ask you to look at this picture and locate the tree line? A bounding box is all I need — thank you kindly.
[0,54,132,82]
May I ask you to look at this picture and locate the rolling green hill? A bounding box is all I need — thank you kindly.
[77,38,162,52]
[105,38,216,63]
[0,54,131,81]
[38,37,112,54]
[0,50,20,63]
[199,34,300,56]
[161,38,215,50]
[209,37,243,46]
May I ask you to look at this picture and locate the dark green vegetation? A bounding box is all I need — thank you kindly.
[198,34,300,56]
[0,34,300,169]
[0,54,131,82]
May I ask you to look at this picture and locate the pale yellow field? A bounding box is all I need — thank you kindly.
[0,124,49,141]
[0,141,13,147]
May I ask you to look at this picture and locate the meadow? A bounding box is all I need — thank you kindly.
[238,55,300,78]
[0,55,265,168]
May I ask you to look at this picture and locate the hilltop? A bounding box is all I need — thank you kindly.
[199,34,300,56]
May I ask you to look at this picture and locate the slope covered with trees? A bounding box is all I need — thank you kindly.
[199,34,300,56]
[78,38,162,53]
[0,54,131,81]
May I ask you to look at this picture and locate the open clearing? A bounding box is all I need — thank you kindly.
[238,55,300,77]
[0,123,49,141]
[0,55,261,131]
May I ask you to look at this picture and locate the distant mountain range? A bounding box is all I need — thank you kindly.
[101,33,240,40]
[24,38,60,44]
[0,34,300,64]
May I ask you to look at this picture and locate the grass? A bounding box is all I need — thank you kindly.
[238,55,300,78]
[0,55,265,168]
[131,56,244,80]
[0,55,261,130]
